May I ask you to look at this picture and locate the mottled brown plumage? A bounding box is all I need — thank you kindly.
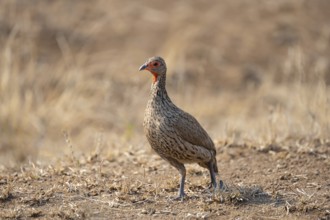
[139,56,219,198]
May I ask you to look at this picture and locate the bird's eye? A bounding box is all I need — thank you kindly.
[153,62,159,67]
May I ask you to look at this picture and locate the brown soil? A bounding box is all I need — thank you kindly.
[1,139,329,219]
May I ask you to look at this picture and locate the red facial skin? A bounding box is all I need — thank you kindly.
[144,61,160,83]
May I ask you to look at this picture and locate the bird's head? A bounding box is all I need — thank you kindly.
[139,56,167,83]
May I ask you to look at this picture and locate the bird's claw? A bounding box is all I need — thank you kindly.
[219,180,227,191]
[219,180,224,189]
[170,192,186,201]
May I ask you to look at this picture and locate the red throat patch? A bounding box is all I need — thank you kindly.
[151,72,158,83]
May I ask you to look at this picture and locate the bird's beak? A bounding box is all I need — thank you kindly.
[139,63,148,71]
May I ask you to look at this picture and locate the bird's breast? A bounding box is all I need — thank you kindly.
[144,103,176,140]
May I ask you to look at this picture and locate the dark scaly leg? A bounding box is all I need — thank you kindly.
[199,161,218,190]
[178,168,186,198]
[166,157,186,199]
[208,162,225,191]
[208,162,217,190]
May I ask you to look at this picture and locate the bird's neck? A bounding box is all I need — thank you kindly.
[150,74,170,100]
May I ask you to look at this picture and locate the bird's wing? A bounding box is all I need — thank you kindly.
[173,111,216,152]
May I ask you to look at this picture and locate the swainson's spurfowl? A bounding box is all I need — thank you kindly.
[139,56,220,199]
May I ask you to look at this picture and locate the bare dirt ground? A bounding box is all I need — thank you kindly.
[1,139,329,219]
[0,0,330,219]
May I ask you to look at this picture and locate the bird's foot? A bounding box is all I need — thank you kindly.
[219,180,224,190]
[209,180,226,196]
[172,196,184,202]
[170,192,187,201]
[218,180,228,192]
[210,180,227,202]
[203,182,216,194]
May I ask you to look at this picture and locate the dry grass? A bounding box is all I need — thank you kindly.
[0,0,329,219]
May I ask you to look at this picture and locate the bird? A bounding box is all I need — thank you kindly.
[139,56,220,199]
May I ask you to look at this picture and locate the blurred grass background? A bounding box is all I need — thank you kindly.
[0,0,329,166]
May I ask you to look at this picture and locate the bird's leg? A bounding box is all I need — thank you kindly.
[166,158,186,200]
[207,163,226,191]
[208,162,217,190]
[178,167,186,199]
